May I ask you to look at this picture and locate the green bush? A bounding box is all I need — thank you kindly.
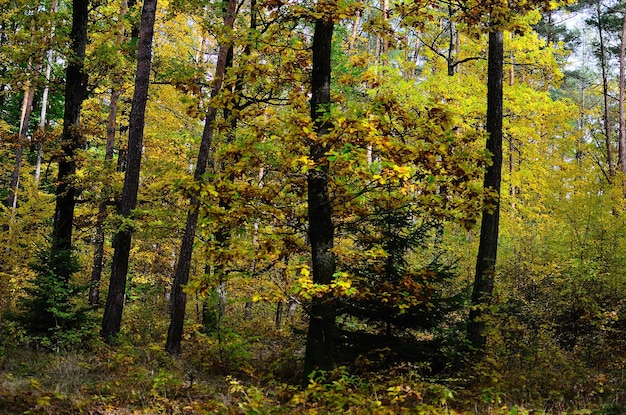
[8,248,95,350]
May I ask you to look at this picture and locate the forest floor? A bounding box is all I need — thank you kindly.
[0,333,616,415]
[0,304,621,415]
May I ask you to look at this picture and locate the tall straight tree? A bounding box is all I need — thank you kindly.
[50,0,89,282]
[35,0,58,185]
[302,5,336,378]
[90,0,131,307]
[7,82,35,212]
[101,0,158,340]
[618,10,626,184]
[467,29,504,351]
[165,0,237,355]
[595,1,615,179]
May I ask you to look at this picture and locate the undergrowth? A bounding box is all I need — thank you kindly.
[0,304,623,414]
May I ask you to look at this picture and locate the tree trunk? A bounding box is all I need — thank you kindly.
[275,301,283,330]
[35,60,51,185]
[348,7,361,51]
[50,0,89,283]
[446,3,457,76]
[101,0,157,340]
[34,0,57,185]
[467,30,504,351]
[302,14,336,380]
[7,85,35,212]
[597,2,614,179]
[90,0,129,307]
[165,0,237,355]
[619,10,626,188]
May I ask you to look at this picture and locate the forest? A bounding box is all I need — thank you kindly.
[2,0,626,413]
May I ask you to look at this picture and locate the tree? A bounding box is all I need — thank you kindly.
[89,0,133,307]
[302,4,336,378]
[594,1,616,179]
[101,0,158,340]
[467,29,504,351]
[34,0,59,185]
[50,0,89,284]
[465,0,567,351]
[7,80,35,225]
[165,0,237,355]
[618,10,626,187]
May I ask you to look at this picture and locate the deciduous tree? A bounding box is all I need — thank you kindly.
[302,3,336,378]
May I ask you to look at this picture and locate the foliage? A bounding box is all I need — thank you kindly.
[7,248,96,350]
[2,0,626,412]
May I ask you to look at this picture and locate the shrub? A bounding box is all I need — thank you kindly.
[7,248,95,350]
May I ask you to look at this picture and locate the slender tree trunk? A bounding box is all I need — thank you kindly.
[381,0,388,56]
[101,0,157,340]
[619,9,626,184]
[35,57,52,184]
[34,0,57,185]
[597,2,614,179]
[90,0,129,307]
[275,301,283,329]
[446,3,457,76]
[165,0,237,355]
[89,210,106,306]
[302,12,336,380]
[50,0,89,283]
[348,7,361,51]
[508,36,516,202]
[7,85,35,212]
[467,30,504,351]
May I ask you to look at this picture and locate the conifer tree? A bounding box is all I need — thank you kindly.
[101,0,158,340]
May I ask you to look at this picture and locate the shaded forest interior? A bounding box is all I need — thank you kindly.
[3,0,626,413]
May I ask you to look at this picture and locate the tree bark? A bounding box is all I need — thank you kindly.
[50,0,89,283]
[275,301,283,330]
[34,0,57,185]
[7,84,35,212]
[165,0,237,355]
[619,10,626,188]
[302,14,336,380]
[467,30,504,351]
[596,2,614,179]
[90,0,129,307]
[101,0,157,340]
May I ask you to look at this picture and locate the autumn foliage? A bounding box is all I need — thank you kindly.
[2,0,626,413]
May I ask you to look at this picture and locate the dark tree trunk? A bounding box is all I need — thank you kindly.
[467,30,503,351]
[90,89,123,307]
[275,301,283,329]
[90,0,128,307]
[619,10,626,187]
[165,0,237,355]
[213,43,237,325]
[596,2,614,179]
[101,0,157,340]
[89,212,105,306]
[89,89,119,307]
[302,15,336,380]
[50,0,89,282]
